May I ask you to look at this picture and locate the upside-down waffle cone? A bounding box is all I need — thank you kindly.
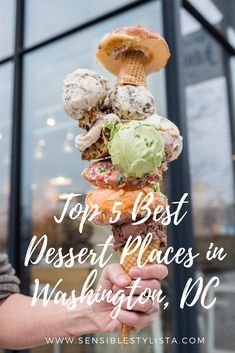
[118,238,161,347]
[81,132,109,160]
[116,50,146,87]
[78,111,98,131]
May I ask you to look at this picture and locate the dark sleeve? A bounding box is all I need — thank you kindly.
[0,253,20,304]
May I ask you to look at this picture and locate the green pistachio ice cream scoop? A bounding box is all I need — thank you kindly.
[105,120,164,179]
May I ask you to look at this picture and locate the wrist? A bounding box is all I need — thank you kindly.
[65,301,99,337]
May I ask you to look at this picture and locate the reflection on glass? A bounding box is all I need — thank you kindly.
[181,9,235,237]
[0,63,13,252]
[213,287,235,350]
[22,2,171,352]
[25,0,136,47]
[181,9,235,353]
[0,0,15,58]
[187,0,235,49]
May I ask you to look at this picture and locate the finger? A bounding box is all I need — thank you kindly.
[133,312,157,330]
[112,279,161,295]
[117,310,157,328]
[103,263,131,287]
[129,264,168,280]
[146,301,159,315]
[116,309,141,327]
[119,297,158,313]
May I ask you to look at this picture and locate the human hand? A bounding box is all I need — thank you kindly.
[90,263,168,333]
[0,264,168,348]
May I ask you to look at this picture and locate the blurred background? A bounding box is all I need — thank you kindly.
[0,0,235,353]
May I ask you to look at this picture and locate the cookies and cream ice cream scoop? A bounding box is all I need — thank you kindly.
[106,85,156,120]
[63,69,109,120]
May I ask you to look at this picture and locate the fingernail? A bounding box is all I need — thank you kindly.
[117,274,129,285]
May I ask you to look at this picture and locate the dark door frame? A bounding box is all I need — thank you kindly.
[162,1,199,352]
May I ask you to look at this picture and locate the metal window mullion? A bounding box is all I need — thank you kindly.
[183,0,235,56]
[8,0,24,276]
[7,2,25,353]
[17,0,156,54]
[162,1,199,353]
[223,52,235,205]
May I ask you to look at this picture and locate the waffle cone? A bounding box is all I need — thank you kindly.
[116,50,146,87]
[81,133,109,160]
[118,238,161,347]
[78,111,97,131]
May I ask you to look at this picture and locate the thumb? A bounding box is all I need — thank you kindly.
[105,264,131,287]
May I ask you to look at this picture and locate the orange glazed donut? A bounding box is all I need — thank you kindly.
[85,187,167,225]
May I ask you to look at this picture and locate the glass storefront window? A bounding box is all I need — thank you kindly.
[0,0,15,58]
[22,2,171,352]
[24,0,137,47]
[181,8,235,238]
[181,8,235,353]
[0,63,13,253]
[187,0,235,50]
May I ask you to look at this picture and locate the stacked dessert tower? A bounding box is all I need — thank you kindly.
[63,26,183,345]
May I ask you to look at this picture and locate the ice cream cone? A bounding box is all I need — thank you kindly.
[118,238,161,347]
[77,110,98,131]
[116,50,146,87]
[81,133,109,160]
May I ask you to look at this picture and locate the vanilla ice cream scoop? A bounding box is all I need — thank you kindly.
[63,69,109,120]
[144,114,183,162]
[106,85,156,120]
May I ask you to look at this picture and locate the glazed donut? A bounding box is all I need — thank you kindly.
[85,187,167,226]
